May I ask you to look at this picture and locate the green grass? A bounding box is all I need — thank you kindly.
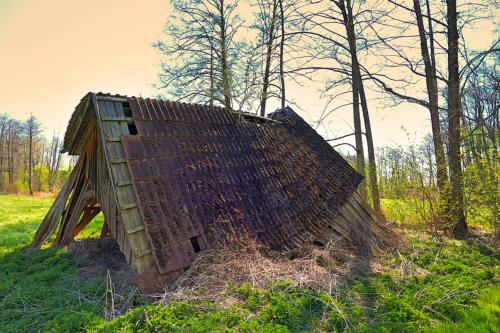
[432,285,500,333]
[0,195,106,332]
[0,195,499,332]
[0,195,104,255]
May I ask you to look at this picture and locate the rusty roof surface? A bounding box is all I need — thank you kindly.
[121,97,362,275]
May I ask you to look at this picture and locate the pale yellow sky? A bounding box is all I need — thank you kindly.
[0,0,168,135]
[0,0,497,152]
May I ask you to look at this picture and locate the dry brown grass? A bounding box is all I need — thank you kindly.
[156,224,399,304]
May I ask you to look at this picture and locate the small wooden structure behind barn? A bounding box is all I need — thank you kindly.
[31,92,387,292]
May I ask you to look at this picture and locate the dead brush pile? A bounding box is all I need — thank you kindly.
[158,226,397,303]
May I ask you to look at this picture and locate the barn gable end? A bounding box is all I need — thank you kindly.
[32,92,386,292]
[32,93,155,276]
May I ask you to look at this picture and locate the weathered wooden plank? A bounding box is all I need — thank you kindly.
[117,207,126,250]
[329,212,352,237]
[127,225,145,234]
[100,220,111,238]
[114,102,125,117]
[110,158,127,164]
[101,101,117,117]
[121,207,143,229]
[116,186,137,206]
[101,116,132,122]
[101,121,121,138]
[111,163,133,184]
[30,155,84,248]
[121,203,138,210]
[109,187,118,238]
[125,245,132,265]
[116,181,132,186]
[56,181,93,246]
[71,204,101,239]
[135,248,153,258]
[96,95,128,103]
[92,95,155,275]
[107,142,126,160]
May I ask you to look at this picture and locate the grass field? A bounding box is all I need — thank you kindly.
[0,194,499,332]
[0,195,106,332]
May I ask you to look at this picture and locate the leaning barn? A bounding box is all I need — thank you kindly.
[31,92,385,292]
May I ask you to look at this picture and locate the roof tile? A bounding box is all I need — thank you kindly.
[122,97,362,275]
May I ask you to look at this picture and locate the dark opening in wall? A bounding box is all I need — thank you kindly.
[122,102,132,117]
[127,122,138,135]
[313,240,324,247]
[190,236,201,253]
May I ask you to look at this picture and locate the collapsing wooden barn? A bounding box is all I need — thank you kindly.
[31,92,386,292]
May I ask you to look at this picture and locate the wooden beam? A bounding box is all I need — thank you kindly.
[71,201,101,240]
[30,153,86,248]
[96,95,128,103]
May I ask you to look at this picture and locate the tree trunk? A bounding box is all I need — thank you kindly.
[219,0,232,110]
[358,79,381,212]
[413,0,449,223]
[446,0,467,237]
[260,1,278,117]
[29,129,33,196]
[339,0,381,211]
[353,85,367,199]
[279,0,286,109]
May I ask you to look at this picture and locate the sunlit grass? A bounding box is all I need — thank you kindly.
[432,284,500,333]
[0,194,106,332]
[0,195,54,254]
[0,194,103,255]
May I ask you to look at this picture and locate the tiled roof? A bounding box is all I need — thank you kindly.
[121,97,362,275]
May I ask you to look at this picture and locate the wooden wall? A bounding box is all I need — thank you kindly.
[94,96,154,274]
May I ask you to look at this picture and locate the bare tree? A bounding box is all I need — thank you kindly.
[6,119,22,184]
[335,0,381,212]
[291,0,382,210]
[251,0,301,115]
[255,0,280,116]
[411,0,449,215]
[48,132,62,192]
[279,0,286,108]
[446,0,467,237]
[154,0,243,110]
[25,114,42,196]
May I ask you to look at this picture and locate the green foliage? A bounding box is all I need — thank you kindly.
[462,152,500,228]
[0,165,70,195]
[381,198,434,227]
[376,131,500,231]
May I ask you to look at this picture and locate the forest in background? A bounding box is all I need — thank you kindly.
[0,113,69,195]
